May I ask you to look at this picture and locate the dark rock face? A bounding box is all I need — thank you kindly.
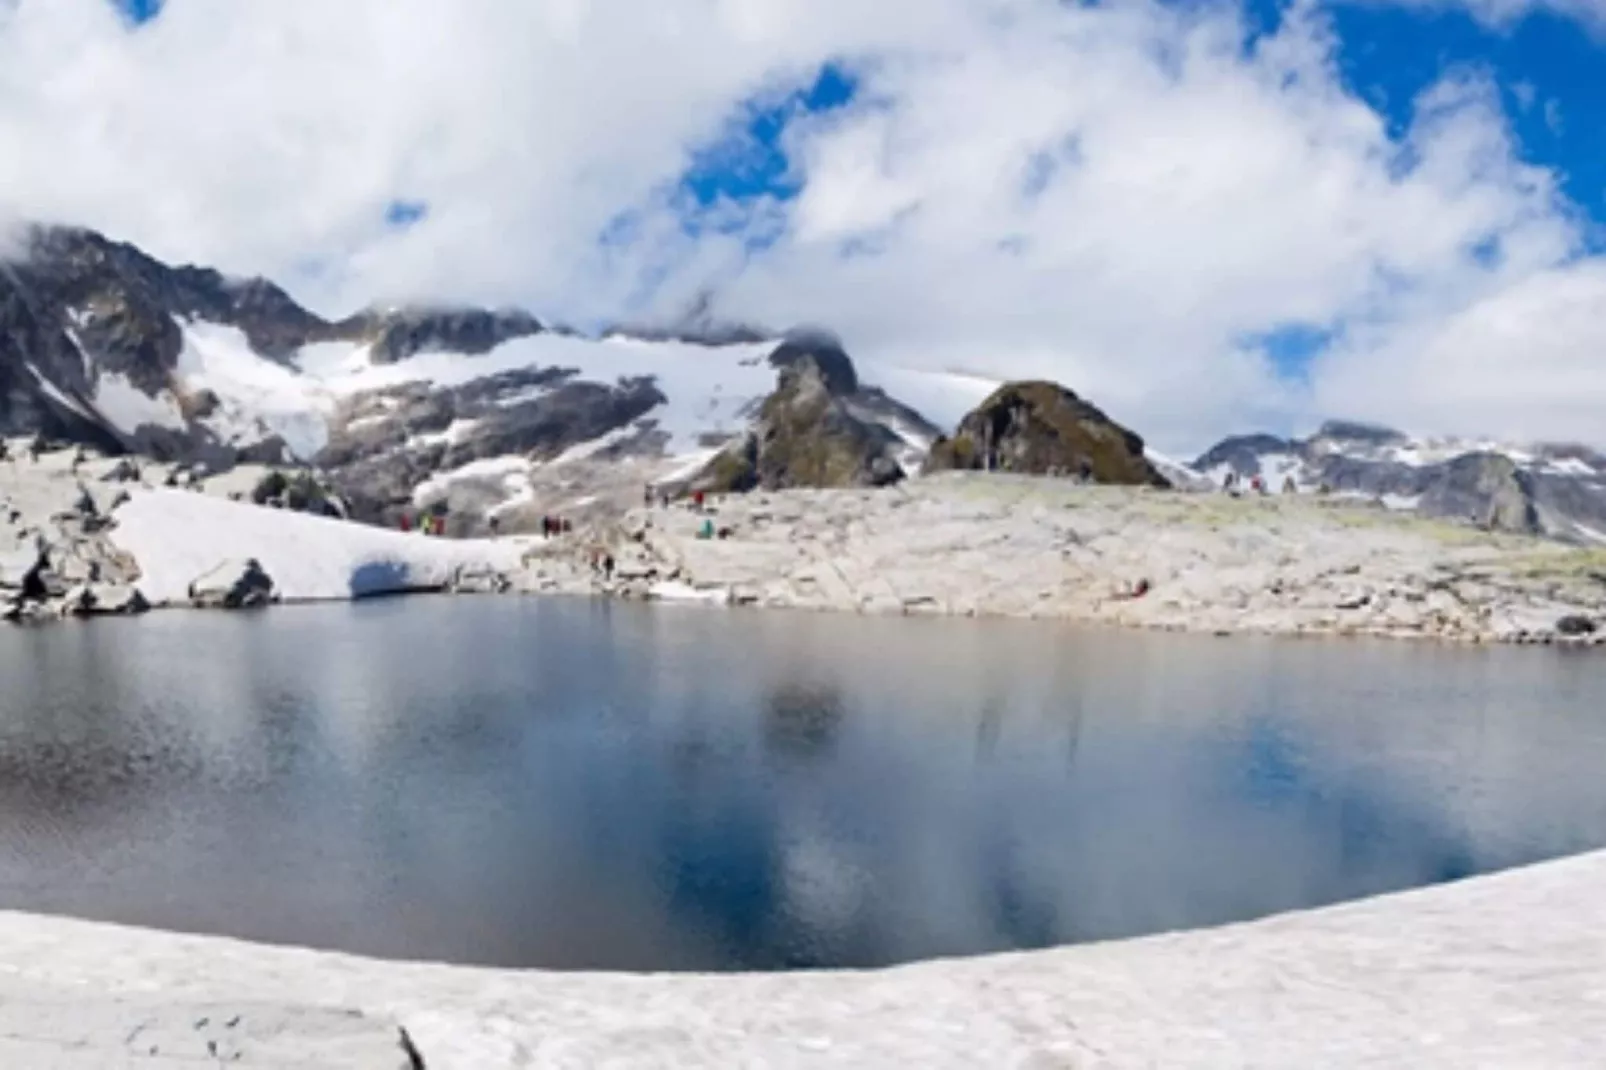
[925,381,1170,487]
[336,306,544,365]
[0,224,339,457]
[317,368,666,525]
[1309,420,1411,449]
[1192,434,1298,478]
[698,339,920,493]
[1419,453,1540,534]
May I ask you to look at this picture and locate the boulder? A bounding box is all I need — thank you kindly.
[1556,615,1597,637]
[925,381,1170,487]
[87,583,150,615]
[188,558,276,609]
[100,457,142,483]
[449,562,511,594]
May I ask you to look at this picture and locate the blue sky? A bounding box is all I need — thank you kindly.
[1318,3,1606,234]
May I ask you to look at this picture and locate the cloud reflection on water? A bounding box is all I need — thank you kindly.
[0,599,1603,971]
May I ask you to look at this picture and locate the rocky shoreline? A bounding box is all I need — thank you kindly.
[587,472,1606,648]
[4,441,1604,647]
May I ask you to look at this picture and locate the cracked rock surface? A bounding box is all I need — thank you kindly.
[0,995,417,1067]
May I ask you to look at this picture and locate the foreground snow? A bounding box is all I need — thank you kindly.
[0,847,1602,1066]
[109,489,527,604]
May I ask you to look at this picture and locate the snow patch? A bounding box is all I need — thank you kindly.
[411,455,533,507]
[26,364,95,420]
[543,424,643,467]
[1573,522,1606,545]
[93,372,187,434]
[108,489,523,603]
[408,418,482,450]
[175,319,333,459]
[649,580,733,605]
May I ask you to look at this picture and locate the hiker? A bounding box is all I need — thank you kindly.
[562,517,573,534]
[1282,475,1297,495]
[399,513,412,533]
[1078,458,1093,483]
[644,484,654,507]
[1222,471,1236,492]
[540,516,551,538]
[693,489,705,510]
[1249,475,1264,495]
[488,515,501,536]
[602,553,615,580]
[697,517,715,540]
[659,491,670,509]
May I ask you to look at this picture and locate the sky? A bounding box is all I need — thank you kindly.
[1,0,1603,454]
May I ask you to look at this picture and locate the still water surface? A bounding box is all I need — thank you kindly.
[1,598,1604,971]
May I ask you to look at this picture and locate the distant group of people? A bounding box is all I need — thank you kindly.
[1221,471,1300,496]
[643,485,708,511]
[541,515,572,538]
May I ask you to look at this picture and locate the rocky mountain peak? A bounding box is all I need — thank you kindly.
[1313,419,1408,444]
[767,329,858,398]
[925,381,1170,487]
[336,304,544,365]
[697,339,930,494]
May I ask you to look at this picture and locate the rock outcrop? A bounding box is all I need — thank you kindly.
[697,333,926,493]
[925,381,1170,487]
[187,558,275,609]
[335,305,544,365]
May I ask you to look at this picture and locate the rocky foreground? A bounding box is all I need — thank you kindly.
[593,472,1606,646]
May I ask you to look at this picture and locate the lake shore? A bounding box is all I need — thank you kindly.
[4,447,1604,645]
[1,845,1603,1066]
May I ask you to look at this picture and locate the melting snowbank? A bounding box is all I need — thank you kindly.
[109,489,527,604]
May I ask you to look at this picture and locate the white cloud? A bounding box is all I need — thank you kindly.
[1,0,1603,452]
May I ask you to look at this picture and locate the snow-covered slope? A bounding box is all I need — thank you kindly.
[1,223,952,532]
[1192,422,1606,542]
[109,488,527,603]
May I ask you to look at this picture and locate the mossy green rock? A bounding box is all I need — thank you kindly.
[699,345,905,493]
[925,381,1169,487]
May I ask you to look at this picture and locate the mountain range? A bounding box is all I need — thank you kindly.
[1193,422,1606,543]
[2,222,1602,543]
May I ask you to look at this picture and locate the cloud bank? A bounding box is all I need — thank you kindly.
[1,0,1602,452]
